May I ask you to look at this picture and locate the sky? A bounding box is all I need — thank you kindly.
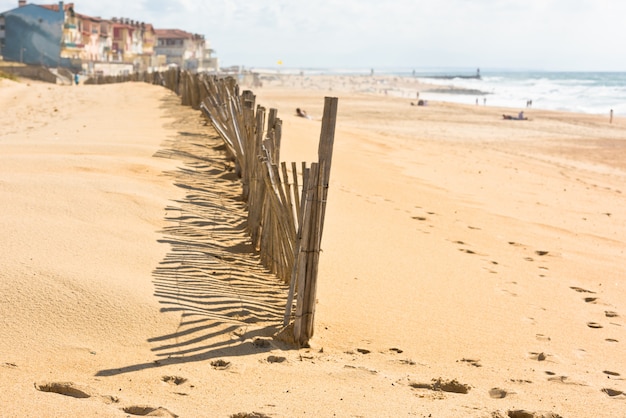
[1,0,624,71]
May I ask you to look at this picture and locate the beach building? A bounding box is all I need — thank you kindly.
[0,1,103,71]
[0,1,218,76]
[78,16,157,75]
[140,22,157,70]
[154,28,218,72]
[0,1,66,67]
[0,12,5,53]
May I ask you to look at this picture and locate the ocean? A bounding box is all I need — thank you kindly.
[409,70,626,117]
[258,67,626,117]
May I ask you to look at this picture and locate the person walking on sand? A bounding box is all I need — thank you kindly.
[74,73,79,85]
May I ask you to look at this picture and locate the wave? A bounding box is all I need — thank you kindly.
[246,67,626,115]
[414,71,626,115]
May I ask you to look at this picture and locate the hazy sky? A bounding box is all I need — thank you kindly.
[1,0,623,71]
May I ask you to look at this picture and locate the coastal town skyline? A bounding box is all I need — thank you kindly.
[1,0,624,71]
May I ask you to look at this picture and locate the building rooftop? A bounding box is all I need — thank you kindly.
[155,29,195,39]
[38,2,75,12]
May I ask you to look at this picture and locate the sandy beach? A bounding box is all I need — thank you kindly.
[1,74,625,417]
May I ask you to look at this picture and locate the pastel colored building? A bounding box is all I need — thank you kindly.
[154,28,208,71]
[0,1,66,67]
[0,1,217,75]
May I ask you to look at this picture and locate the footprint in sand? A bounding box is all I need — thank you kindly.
[458,358,482,368]
[571,288,612,305]
[211,359,232,370]
[409,378,471,394]
[602,388,625,398]
[488,387,508,399]
[122,405,178,417]
[482,260,499,274]
[587,322,603,329]
[452,240,487,256]
[34,381,91,399]
[509,379,533,384]
[570,286,596,294]
[161,376,187,385]
[267,355,287,363]
[501,288,518,297]
[35,381,120,405]
[547,375,585,386]
[230,412,273,418]
[605,311,619,318]
[537,266,549,277]
[507,409,563,418]
[459,248,478,255]
[603,370,621,377]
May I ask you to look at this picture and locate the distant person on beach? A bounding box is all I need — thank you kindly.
[610,109,614,124]
[502,111,527,120]
[296,108,311,119]
[74,73,79,85]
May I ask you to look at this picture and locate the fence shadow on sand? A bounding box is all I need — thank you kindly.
[96,95,290,377]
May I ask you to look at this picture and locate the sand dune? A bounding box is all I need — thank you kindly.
[1,76,625,417]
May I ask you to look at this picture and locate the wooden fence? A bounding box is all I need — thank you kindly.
[87,69,337,346]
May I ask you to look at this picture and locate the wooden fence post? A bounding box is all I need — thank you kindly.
[287,97,338,345]
[98,69,340,346]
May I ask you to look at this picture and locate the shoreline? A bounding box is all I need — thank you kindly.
[239,71,624,116]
